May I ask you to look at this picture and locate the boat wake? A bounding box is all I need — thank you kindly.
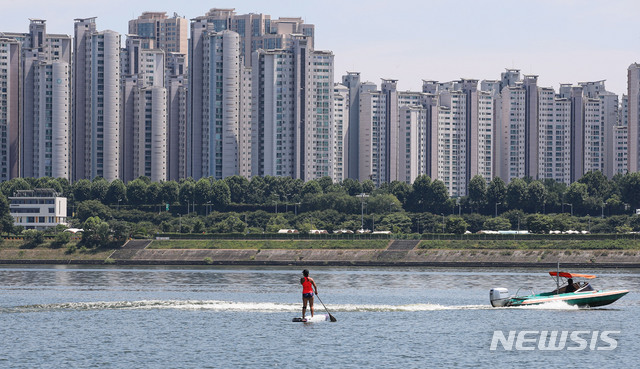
[3,300,494,313]
[512,300,581,310]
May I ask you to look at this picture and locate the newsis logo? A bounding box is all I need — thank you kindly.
[490,330,620,351]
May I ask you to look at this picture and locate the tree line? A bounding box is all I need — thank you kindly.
[1,170,640,240]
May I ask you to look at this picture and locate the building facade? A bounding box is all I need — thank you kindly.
[9,189,67,230]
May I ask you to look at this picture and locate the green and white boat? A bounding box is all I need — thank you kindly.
[490,271,629,308]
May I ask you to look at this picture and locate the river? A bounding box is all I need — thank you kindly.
[0,265,637,368]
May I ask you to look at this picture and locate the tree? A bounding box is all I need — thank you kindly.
[266,214,290,232]
[0,178,31,198]
[23,229,45,248]
[341,178,363,196]
[389,181,411,208]
[76,200,112,223]
[105,179,127,204]
[361,179,375,194]
[316,176,333,193]
[408,175,431,213]
[620,172,640,210]
[429,180,450,213]
[90,177,109,202]
[445,217,469,234]
[34,177,63,193]
[526,214,551,234]
[247,176,267,204]
[224,175,250,203]
[301,181,322,198]
[487,177,507,214]
[502,210,525,230]
[160,181,179,205]
[211,180,231,209]
[579,170,612,200]
[506,178,527,211]
[468,175,487,213]
[482,217,511,231]
[212,215,246,233]
[378,213,412,233]
[194,178,212,205]
[192,219,205,233]
[54,177,71,197]
[52,231,72,248]
[526,181,546,213]
[146,182,162,205]
[367,194,402,214]
[0,194,15,233]
[72,179,92,202]
[126,178,148,206]
[178,179,195,206]
[565,182,588,214]
[82,216,104,246]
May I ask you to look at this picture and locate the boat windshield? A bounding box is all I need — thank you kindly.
[576,282,595,292]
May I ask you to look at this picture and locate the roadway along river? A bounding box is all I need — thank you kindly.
[0,265,638,367]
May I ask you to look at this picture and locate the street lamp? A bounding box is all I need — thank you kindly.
[295,202,301,216]
[356,193,369,231]
[441,213,445,234]
[495,202,501,218]
[564,203,573,216]
[601,203,605,219]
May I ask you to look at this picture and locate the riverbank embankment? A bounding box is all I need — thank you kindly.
[3,238,640,268]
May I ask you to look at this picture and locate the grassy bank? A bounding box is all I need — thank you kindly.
[418,238,640,250]
[149,239,391,250]
[0,239,114,261]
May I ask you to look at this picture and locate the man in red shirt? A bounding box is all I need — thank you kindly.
[300,269,318,322]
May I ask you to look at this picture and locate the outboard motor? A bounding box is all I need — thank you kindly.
[490,288,510,307]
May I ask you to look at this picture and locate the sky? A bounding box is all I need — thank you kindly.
[4,0,640,95]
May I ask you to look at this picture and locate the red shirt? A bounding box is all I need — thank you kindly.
[302,277,313,294]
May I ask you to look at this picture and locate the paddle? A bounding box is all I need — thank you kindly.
[315,294,337,322]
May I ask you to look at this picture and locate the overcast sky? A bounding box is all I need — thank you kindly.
[5,0,640,95]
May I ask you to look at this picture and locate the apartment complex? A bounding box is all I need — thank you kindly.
[3,20,72,181]
[2,12,640,198]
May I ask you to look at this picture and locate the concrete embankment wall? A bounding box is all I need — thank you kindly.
[105,248,640,268]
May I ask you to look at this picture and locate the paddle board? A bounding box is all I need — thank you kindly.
[292,314,328,322]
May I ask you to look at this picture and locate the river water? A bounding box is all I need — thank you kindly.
[0,265,637,368]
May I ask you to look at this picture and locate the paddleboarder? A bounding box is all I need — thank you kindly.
[301,269,318,322]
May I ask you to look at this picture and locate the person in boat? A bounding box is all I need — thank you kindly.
[300,269,318,321]
[565,278,576,293]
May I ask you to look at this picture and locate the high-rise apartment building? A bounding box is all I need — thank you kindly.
[121,35,167,183]
[358,80,397,186]
[192,9,314,69]
[128,12,188,59]
[627,63,640,173]
[3,20,72,180]
[188,28,248,180]
[0,37,21,180]
[166,52,188,180]
[537,87,571,183]
[333,84,349,182]
[73,18,120,181]
[494,71,539,183]
[251,36,334,181]
[341,72,362,180]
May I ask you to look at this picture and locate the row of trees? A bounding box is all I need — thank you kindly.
[71,206,640,237]
[2,171,640,217]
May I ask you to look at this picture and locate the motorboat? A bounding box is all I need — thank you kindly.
[490,271,629,308]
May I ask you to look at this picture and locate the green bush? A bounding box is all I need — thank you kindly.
[51,231,72,248]
[22,230,44,248]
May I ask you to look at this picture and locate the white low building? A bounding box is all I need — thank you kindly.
[9,189,67,230]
